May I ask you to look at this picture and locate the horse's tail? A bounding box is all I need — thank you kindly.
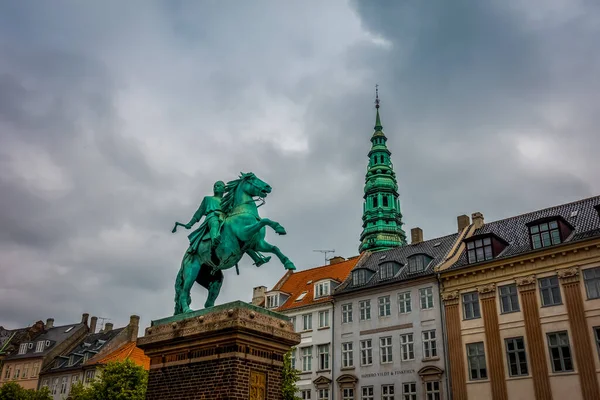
[173,259,186,315]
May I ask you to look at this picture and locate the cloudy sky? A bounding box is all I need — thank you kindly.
[1,0,599,331]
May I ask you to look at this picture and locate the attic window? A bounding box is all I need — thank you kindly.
[266,294,279,309]
[467,237,493,263]
[379,262,401,280]
[407,254,432,273]
[35,341,45,353]
[433,242,441,247]
[352,269,372,286]
[570,210,578,218]
[527,218,572,250]
[18,343,28,355]
[315,281,330,298]
[69,355,76,366]
[65,326,74,333]
[296,292,307,302]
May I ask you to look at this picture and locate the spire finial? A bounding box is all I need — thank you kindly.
[375,84,380,109]
[374,84,382,131]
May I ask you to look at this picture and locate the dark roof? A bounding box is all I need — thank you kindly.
[450,195,600,271]
[43,328,123,373]
[5,323,85,360]
[0,322,45,356]
[334,233,459,295]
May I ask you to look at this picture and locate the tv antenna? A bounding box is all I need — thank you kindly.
[97,317,110,332]
[313,249,335,265]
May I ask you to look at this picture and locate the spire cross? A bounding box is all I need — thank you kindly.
[375,84,380,109]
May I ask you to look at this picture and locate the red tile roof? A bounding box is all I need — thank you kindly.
[88,342,150,370]
[273,256,361,311]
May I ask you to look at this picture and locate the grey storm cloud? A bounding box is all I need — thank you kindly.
[0,0,599,331]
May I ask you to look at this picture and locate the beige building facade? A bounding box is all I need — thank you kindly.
[437,196,600,400]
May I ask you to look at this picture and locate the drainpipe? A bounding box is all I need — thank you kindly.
[331,299,336,400]
[438,273,452,400]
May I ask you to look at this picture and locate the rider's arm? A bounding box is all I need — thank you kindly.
[185,198,206,228]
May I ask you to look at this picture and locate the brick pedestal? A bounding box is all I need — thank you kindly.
[137,301,300,400]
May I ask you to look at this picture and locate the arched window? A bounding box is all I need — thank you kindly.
[373,196,378,208]
[383,196,389,207]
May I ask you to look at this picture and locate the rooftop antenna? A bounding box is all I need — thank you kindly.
[97,317,110,331]
[313,249,335,265]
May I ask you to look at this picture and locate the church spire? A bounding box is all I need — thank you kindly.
[359,86,407,253]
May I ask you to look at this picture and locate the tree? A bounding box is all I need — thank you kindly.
[68,359,148,400]
[281,348,301,400]
[0,381,52,400]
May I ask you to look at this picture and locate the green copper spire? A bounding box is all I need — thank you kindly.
[359,87,407,253]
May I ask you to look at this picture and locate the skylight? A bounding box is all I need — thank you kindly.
[65,326,74,333]
[433,242,441,247]
[570,210,578,217]
[296,292,307,301]
[379,255,387,260]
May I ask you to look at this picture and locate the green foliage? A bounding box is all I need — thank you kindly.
[0,381,52,400]
[281,348,301,400]
[68,359,148,400]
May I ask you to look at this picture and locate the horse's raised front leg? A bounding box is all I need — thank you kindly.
[237,218,286,241]
[255,239,296,270]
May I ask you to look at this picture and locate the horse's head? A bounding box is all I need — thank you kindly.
[239,172,272,198]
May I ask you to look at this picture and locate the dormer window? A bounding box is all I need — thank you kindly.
[315,281,330,298]
[595,205,600,219]
[379,262,401,280]
[35,341,45,353]
[266,294,279,309]
[407,254,432,273]
[352,269,372,286]
[527,217,573,250]
[69,355,76,366]
[18,343,28,355]
[465,234,508,264]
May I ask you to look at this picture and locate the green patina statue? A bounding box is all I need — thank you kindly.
[171,172,296,314]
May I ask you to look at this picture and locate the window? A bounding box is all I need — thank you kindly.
[301,390,312,399]
[402,383,416,400]
[360,340,373,366]
[85,370,95,383]
[398,292,411,314]
[266,294,279,309]
[342,388,354,400]
[318,310,330,328]
[301,346,312,372]
[547,331,573,372]
[352,269,370,286]
[539,276,562,306]
[425,381,440,400]
[383,196,389,207]
[302,313,313,331]
[318,344,330,370]
[584,267,600,299]
[361,386,374,400]
[61,377,68,394]
[341,342,354,368]
[379,263,396,279]
[408,254,430,273]
[499,284,520,313]
[462,292,481,319]
[296,292,307,301]
[505,337,528,376]
[382,385,395,400]
[52,378,59,394]
[71,375,79,387]
[315,281,330,298]
[529,220,562,249]
[400,333,414,361]
[342,303,353,323]
[290,316,296,331]
[22,364,28,378]
[373,196,378,208]
[18,343,28,355]
[291,348,296,370]
[31,363,38,377]
[423,330,437,359]
[466,237,493,263]
[595,327,600,360]
[35,341,44,353]
[4,367,10,379]
[13,366,20,379]
[420,287,434,309]
[466,342,487,380]
[359,300,371,320]
[317,389,329,400]
[378,296,391,316]
[380,337,393,363]
[41,379,49,388]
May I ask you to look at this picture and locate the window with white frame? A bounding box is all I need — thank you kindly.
[318,344,330,370]
[266,294,279,309]
[22,364,28,378]
[378,296,391,317]
[547,331,573,372]
[402,382,416,400]
[18,343,28,355]
[400,333,414,361]
[361,386,374,400]
[382,384,395,400]
[71,374,79,387]
[302,313,313,331]
[315,281,330,298]
[13,366,20,379]
[291,348,297,370]
[423,330,437,359]
[317,388,329,400]
[583,267,600,299]
[318,310,330,328]
[341,342,354,368]
[301,346,312,372]
[301,389,311,399]
[3,367,10,379]
[359,300,371,320]
[342,388,354,400]
[31,363,38,377]
[85,370,95,383]
[398,292,411,314]
[466,342,487,380]
[379,337,393,364]
[360,339,372,366]
[35,341,45,353]
[52,378,59,394]
[60,377,68,394]
[425,381,440,400]
[419,287,434,309]
[342,303,353,323]
[290,316,296,331]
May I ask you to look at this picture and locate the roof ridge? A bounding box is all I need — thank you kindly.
[289,258,358,274]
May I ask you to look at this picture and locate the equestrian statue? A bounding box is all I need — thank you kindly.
[171,172,296,315]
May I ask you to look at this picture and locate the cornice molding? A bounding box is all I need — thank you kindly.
[515,275,537,292]
[557,266,580,285]
[441,291,460,305]
[477,283,497,299]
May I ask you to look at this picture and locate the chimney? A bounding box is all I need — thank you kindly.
[252,286,267,306]
[89,316,98,334]
[81,313,89,325]
[128,315,140,342]
[411,227,423,244]
[45,318,54,330]
[457,215,470,232]
[472,212,485,229]
[104,323,113,332]
[329,256,346,265]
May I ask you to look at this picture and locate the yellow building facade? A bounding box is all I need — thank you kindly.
[437,197,600,400]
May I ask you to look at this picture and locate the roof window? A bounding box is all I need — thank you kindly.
[407,254,432,273]
[295,292,307,302]
[527,217,573,250]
